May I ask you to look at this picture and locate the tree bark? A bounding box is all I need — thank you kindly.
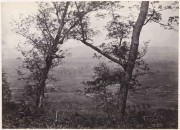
[117,73,129,118]
[118,1,149,118]
[35,56,53,108]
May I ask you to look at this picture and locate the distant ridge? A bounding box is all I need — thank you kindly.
[2,46,178,68]
[67,46,178,61]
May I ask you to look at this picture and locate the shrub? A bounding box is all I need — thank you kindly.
[2,71,11,105]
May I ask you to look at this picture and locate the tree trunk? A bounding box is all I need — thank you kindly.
[118,1,149,118]
[35,81,46,108]
[35,56,53,108]
[118,73,129,118]
[35,79,46,108]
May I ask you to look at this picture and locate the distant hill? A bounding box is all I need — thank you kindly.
[2,45,178,70]
[65,45,178,63]
[144,46,178,62]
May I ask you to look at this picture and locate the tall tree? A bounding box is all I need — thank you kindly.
[73,1,178,117]
[13,2,92,108]
[13,1,106,110]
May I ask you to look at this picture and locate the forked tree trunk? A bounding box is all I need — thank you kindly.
[118,1,149,118]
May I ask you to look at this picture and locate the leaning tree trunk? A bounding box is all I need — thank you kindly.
[118,1,149,118]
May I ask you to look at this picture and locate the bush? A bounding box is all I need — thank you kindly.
[2,71,11,105]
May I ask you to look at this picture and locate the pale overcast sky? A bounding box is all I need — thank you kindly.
[1,2,179,59]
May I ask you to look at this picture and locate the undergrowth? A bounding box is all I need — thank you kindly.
[2,102,178,129]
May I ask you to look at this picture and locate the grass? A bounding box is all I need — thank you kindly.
[3,59,178,128]
[2,101,178,129]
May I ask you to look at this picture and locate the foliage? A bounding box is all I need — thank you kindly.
[85,63,123,88]
[70,1,178,69]
[83,58,152,117]
[75,1,178,117]
[12,2,97,106]
[2,102,178,129]
[145,1,179,30]
[14,2,70,88]
[2,71,11,105]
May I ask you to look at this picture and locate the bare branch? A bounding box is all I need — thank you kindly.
[36,23,50,45]
[54,2,70,43]
[37,15,54,41]
[80,40,125,68]
[75,2,86,41]
[144,11,155,25]
[59,19,80,44]
[52,2,61,24]
[152,19,178,30]
[52,54,65,59]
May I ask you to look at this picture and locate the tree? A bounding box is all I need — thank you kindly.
[84,63,125,119]
[72,1,178,118]
[13,2,95,108]
[84,49,151,119]
[13,1,108,111]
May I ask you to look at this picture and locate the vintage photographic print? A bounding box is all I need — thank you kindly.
[1,1,178,129]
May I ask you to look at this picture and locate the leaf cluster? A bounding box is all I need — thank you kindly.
[84,63,123,93]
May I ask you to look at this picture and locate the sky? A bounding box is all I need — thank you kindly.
[1,2,179,59]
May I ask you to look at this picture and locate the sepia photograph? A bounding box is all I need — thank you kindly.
[1,1,179,129]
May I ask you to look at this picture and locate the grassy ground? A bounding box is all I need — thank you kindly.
[3,59,178,128]
[2,101,178,129]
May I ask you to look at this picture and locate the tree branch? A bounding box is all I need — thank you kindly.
[75,2,125,68]
[58,19,80,45]
[80,40,125,68]
[144,11,155,25]
[152,19,178,30]
[37,15,54,41]
[58,10,89,45]
[36,23,50,45]
[54,2,70,43]
[75,2,86,41]
[52,54,65,59]
[52,2,61,24]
